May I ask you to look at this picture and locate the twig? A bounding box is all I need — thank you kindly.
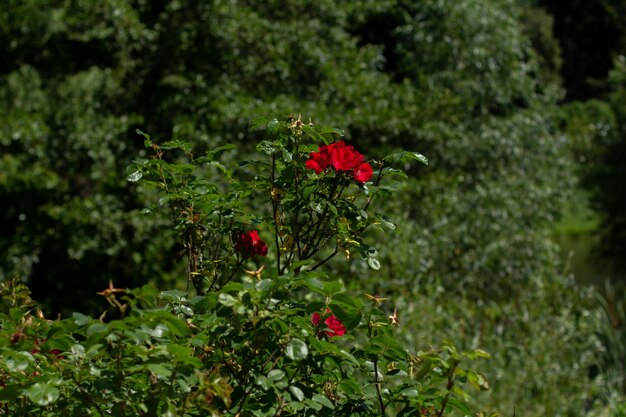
[373,359,386,415]
[310,247,340,271]
[437,361,458,417]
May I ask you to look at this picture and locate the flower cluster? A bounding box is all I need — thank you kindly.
[305,141,373,183]
[235,230,268,258]
[311,310,346,338]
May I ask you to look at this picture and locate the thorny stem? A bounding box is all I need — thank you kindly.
[367,321,386,416]
[302,179,341,258]
[271,152,283,275]
[293,137,302,260]
[374,360,386,416]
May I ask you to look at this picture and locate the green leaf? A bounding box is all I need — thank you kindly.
[290,385,305,401]
[72,312,91,326]
[328,303,361,331]
[255,279,274,292]
[167,344,201,367]
[367,257,381,270]
[338,380,362,396]
[70,344,85,358]
[332,293,363,309]
[304,398,323,411]
[257,140,277,155]
[286,338,308,361]
[24,382,60,406]
[126,170,143,182]
[312,393,334,409]
[303,276,343,296]
[376,214,397,231]
[218,293,237,307]
[147,311,190,337]
[249,117,274,130]
[266,118,281,138]
[384,151,428,166]
[268,369,285,381]
[160,139,193,152]
[147,363,173,379]
[256,375,270,390]
[318,126,345,138]
[446,398,472,415]
[136,128,150,140]
[301,125,325,143]
[3,351,32,372]
[399,387,419,397]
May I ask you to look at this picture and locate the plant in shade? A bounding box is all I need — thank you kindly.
[0,117,495,416]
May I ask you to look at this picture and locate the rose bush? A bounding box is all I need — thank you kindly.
[0,117,495,416]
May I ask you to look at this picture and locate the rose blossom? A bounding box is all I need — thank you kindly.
[353,162,373,183]
[305,141,345,173]
[330,144,364,172]
[235,230,268,258]
[306,141,372,183]
[311,310,346,337]
[305,149,331,173]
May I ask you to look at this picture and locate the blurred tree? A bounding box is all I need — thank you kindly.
[537,0,626,101]
[588,57,626,277]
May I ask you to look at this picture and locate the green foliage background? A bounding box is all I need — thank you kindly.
[1,0,621,415]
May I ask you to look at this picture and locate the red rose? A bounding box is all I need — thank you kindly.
[306,141,371,183]
[305,150,331,173]
[235,230,268,258]
[353,162,373,183]
[305,141,346,173]
[325,141,347,153]
[311,310,346,337]
[330,144,363,172]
